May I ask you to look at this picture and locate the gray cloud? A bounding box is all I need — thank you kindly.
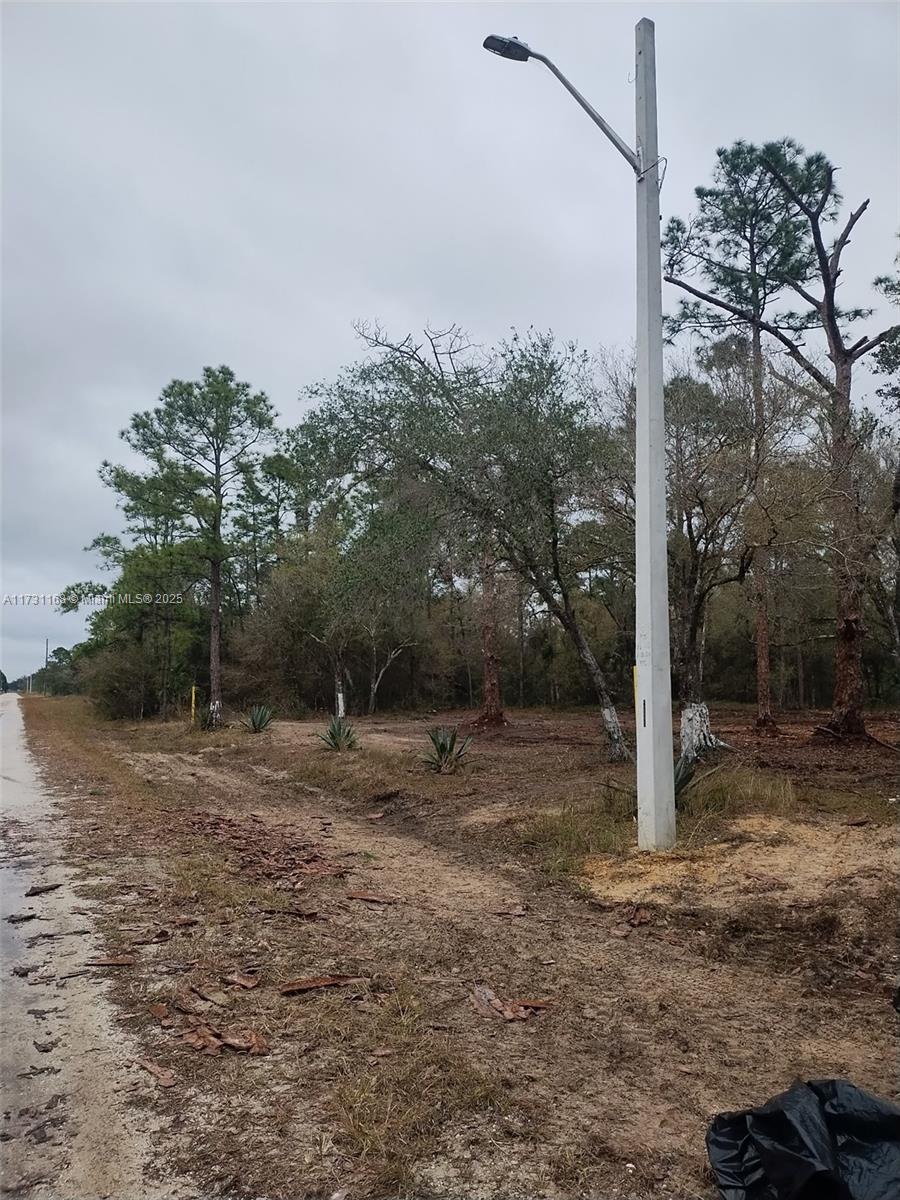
[2,1,897,678]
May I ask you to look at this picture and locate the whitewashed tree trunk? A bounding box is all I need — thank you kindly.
[680,702,728,759]
[334,671,346,719]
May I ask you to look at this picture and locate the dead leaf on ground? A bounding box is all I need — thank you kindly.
[87,955,136,966]
[280,974,364,996]
[148,1002,172,1023]
[365,812,385,821]
[172,915,200,927]
[508,998,555,1010]
[610,924,632,939]
[493,905,527,918]
[347,892,396,905]
[223,972,260,990]
[191,984,232,1008]
[182,1026,223,1056]
[136,1058,176,1088]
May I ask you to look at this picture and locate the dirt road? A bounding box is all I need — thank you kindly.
[10,697,899,1199]
[0,694,190,1200]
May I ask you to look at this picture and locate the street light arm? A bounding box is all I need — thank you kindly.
[530,51,641,174]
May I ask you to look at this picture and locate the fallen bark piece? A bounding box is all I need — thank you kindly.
[172,916,200,927]
[6,912,39,925]
[223,972,260,990]
[609,925,632,939]
[469,984,529,1022]
[219,1028,269,1055]
[508,998,555,1010]
[136,1059,176,1088]
[87,955,135,966]
[366,812,385,821]
[24,883,63,898]
[347,893,396,905]
[280,974,364,996]
[493,905,527,918]
[191,984,232,1008]
[182,1026,223,1056]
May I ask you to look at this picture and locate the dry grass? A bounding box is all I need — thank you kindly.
[329,984,504,1192]
[522,783,635,874]
[524,764,807,874]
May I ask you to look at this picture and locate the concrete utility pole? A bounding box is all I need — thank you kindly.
[483,19,676,849]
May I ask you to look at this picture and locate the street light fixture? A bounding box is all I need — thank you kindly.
[483,20,676,851]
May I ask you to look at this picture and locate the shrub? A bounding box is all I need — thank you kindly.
[241,704,275,733]
[421,726,472,774]
[318,715,358,751]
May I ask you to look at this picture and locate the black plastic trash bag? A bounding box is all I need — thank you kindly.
[706,1079,900,1200]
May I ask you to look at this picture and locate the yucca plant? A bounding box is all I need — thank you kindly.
[241,704,274,733]
[673,753,696,803]
[318,715,358,751]
[421,726,472,774]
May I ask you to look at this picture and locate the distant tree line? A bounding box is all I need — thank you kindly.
[40,139,897,757]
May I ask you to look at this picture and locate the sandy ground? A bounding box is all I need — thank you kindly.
[10,698,900,1200]
[1,695,192,1200]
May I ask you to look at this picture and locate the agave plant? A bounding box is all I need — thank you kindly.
[318,715,358,751]
[421,726,472,774]
[241,704,274,733]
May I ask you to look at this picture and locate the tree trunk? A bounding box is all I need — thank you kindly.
[825,367,867,737]
[475,552,505,726]
[560,609,630,761]
[677,622,728,759]
[827,573,866,736]
[517,583,526,707]
[753,557,777,730]
[334,663,346,719]
[368,640,378,716]
[209,556,223,724]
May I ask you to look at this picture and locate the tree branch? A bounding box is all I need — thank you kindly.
[665,275,834,393]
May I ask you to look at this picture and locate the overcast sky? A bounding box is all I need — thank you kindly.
[2,1,898,680]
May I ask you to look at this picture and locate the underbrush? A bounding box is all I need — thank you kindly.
[523,765,801,875]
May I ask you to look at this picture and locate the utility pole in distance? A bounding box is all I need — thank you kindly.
[482,19,676,849]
